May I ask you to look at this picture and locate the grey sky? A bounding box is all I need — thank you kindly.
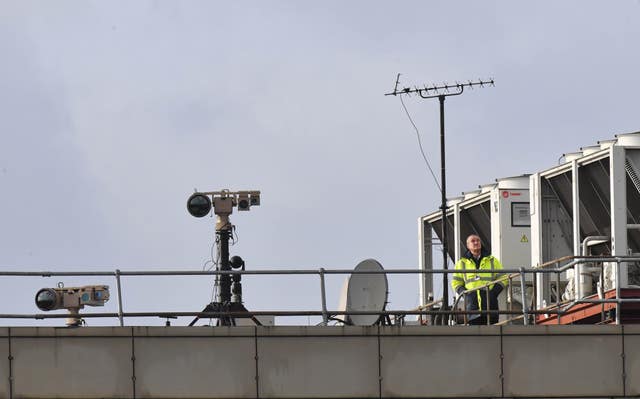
[1,1,639,326]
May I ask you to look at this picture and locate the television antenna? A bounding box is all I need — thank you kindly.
[385,75,494,312]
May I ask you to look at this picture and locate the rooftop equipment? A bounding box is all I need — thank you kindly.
[419,175,531,319]
[531,131,640,312]
[336,259,389,326]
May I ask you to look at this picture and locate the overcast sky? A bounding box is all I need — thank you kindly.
[1,1,639,326]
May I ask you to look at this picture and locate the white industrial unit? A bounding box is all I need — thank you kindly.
[418,175,531,306]
[419,131,640,312]
[530,131,640,308]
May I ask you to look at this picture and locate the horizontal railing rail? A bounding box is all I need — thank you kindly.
[1,255,639,326]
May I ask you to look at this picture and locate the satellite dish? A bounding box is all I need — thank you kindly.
[342,259,388,326]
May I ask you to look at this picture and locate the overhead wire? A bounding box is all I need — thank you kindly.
[399,95,442,194]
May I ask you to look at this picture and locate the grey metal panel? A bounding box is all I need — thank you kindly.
[431,214,456,262]
[380,330,501,397]
[257,326,379,398]
[420,220,434,305]
[12,337,132,398]
[578,157,612,254]
[0,329,9,399]
[626,149,640,254]
[542,173,574,262]
[135,336,256,398]
[502,325,624,397]
[625,332,640,396]
[459,201,492,254]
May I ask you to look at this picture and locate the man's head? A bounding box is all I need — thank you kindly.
[466,234,482,257]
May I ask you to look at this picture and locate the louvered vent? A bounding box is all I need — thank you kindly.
[625,158,640,195]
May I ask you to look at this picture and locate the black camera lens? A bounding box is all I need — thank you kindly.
[238,199,249,210]
[230,255,245,269]
[35,288,58,311]
[187,194,212,217]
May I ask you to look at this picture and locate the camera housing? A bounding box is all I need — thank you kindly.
[212,196,234,214]
[187,190,261,229]
[35,285,110,311]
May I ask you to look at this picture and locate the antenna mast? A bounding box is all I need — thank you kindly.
[386,75,494,315]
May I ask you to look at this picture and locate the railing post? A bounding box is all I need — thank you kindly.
[115,269,125,327]
[520,267,529,325]
[319,268,329,326]
[616,260,621,325]
[486,288,491,325]
[556,269,561,325]
[508,276,513,325]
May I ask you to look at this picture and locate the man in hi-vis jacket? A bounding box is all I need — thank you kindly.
[452,234,506,325]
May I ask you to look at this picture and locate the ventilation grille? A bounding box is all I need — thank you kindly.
[625,158,640,195]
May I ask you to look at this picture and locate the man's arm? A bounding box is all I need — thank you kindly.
[452,260,466,295]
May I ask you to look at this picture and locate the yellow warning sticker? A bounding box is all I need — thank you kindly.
[521,234,529,243]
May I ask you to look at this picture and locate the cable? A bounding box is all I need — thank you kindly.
[210,269,219,303]
[399,95,442,193]
[209,266,220,327]
[202,234,218,271]
[230,225,239,246]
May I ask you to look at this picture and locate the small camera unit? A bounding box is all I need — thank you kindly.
[237,193,250,211]
[35,284,110,327]
[249,192,260,206]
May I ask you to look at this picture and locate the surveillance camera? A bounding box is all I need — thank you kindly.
[230,255,245,269]
[35,285,110,311]
[237,193,250,211]
[187,189,260,227]
[249,192,260,206]
[187,193,212,218]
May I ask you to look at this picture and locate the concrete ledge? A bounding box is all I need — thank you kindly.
[11,336,132,398]
[0,336,9,399]
[257,333,379,398]
[0,325,637,398]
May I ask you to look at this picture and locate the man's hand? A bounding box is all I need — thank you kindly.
[491,284,503,296]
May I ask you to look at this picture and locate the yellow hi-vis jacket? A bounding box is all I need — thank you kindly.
[451,253,507,300]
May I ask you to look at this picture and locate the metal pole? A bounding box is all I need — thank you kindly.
[219,229,231,304]
[439,95,449,310]
[556,270,561,325]
[616,260,621,325]
[319,268,329,325]
[115,269,124,327]
[385,78,493,312]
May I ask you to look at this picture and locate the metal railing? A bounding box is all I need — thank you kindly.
[1,255,639,326]
[448,255,640,325]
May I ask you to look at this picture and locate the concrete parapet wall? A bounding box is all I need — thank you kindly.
[0,325,639,398]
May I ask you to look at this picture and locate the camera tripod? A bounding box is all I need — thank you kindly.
[188,222,261,327]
